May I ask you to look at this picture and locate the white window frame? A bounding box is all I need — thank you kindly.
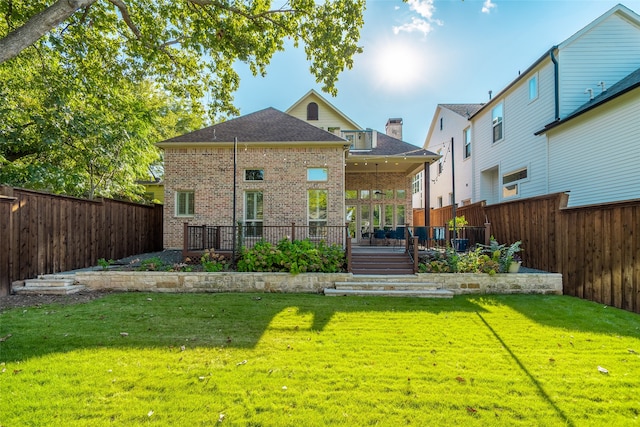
[528,74,538,101]
[244,169,264,181]
[307,167,328,182]
[463,127,471,159]
[175,191,195,217]
[502,167,528,199]
[492,103,504,143]
[308,189,328,238]
[244,190,264,237]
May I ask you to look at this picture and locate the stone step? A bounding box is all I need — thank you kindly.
[14,276,86,295]
[335,281,439,291]
[324,288,454,298]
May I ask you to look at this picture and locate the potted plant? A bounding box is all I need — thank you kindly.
[508,253,522,273]
[481,238,522,273]
[448,215,469,251]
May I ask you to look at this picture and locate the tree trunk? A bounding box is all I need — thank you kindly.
[0,0,97,64]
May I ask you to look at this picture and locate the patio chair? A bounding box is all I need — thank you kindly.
[414,226,428,248]
[373,229,387,245]
[391,226,406,247]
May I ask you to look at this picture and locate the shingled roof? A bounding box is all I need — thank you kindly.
[439,104,484,118]
[160,107,346,144]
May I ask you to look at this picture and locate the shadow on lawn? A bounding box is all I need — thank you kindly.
[0,292,488,362]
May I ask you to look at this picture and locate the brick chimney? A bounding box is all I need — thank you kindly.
[385,118,403,140]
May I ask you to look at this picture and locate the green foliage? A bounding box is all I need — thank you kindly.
[0,1,365,199]
[481,238,522,272]
[137,256,167,271]
[447,215,468,230]
[96,258,114,271]
[419,245,501,275]
[237,238,345,274]
[200,249,229,272]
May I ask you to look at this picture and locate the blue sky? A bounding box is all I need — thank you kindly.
[231,0,640,148]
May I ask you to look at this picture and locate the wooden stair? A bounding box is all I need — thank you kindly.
[13,274,85,295]
[351,251,414,275]
[325,278,454,298]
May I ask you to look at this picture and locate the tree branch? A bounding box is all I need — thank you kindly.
[0,0,97,64]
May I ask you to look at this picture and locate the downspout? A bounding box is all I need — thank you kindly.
[550,47,559,121]
[548,48,559,195]
[423,162,430,228]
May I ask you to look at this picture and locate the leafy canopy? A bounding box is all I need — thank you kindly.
[0,0,365,198]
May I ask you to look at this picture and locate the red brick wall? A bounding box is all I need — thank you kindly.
[163,145,346,248]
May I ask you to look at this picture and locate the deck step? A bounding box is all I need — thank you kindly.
[351,252,415,275]
[325,288,454,298]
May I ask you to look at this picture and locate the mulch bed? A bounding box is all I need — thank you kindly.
[0,290,116,313]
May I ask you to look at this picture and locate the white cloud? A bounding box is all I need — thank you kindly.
[393,17,434,36]
[482,0,497,14]
[393,0,443,36]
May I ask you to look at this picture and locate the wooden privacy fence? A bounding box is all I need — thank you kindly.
[431,193,640,314]
[0,186,163,295]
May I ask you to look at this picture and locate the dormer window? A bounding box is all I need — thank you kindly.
[307,102,319,120]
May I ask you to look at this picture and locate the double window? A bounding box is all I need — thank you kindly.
[176,191,194,216]
[492,103,503,143]
[244,191,263,237]
[308,189,327,237]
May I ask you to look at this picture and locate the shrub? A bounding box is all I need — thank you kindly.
[201,249,229,272]
[236,238,346,274]
[137,257,167,271]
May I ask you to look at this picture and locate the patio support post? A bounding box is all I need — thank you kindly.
[412,236,419,273]
[182,222,189,260]
[345,223,352,273]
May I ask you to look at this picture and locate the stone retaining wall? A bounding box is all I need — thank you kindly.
[75,271,562,295]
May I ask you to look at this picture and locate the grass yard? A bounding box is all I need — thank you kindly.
[1,292,639,426]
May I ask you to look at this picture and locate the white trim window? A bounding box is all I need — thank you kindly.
[307,167,328,181]
[437,149,444,175]
[463,127,471,159]
[244,191,263,237]
[528,75,538,101]
[502,168,528,199]
[245,169,264,181]
[492,103,503,143]
[308,189,328,238]
[412,172,422,194]
[175,191,194,216]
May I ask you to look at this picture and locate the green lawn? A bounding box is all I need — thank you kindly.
[1,293,639,426]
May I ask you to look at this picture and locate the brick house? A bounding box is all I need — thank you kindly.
[158,96,438,250]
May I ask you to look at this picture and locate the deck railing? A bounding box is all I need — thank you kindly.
[183,222,348,259]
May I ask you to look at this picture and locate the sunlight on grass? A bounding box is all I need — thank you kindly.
[1,293,639,425]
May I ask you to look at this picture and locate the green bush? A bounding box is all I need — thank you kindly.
[236,238,346,274]
[419,246,501,275]
[137,257,167,271]
[200,249,229,272]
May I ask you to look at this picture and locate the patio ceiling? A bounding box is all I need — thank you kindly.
[345,152,439,174]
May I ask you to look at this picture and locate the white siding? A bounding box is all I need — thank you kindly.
[547,89,640,206]
[472,62,556,204]
[287,93,357,132]
[425,107,473,208]
[558,13,640,117]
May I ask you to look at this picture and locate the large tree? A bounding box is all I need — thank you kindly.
[0,1,365,199]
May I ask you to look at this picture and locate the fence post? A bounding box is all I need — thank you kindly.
[484,222,491,246]
[291,222,296,241]
[182,222,189,260]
